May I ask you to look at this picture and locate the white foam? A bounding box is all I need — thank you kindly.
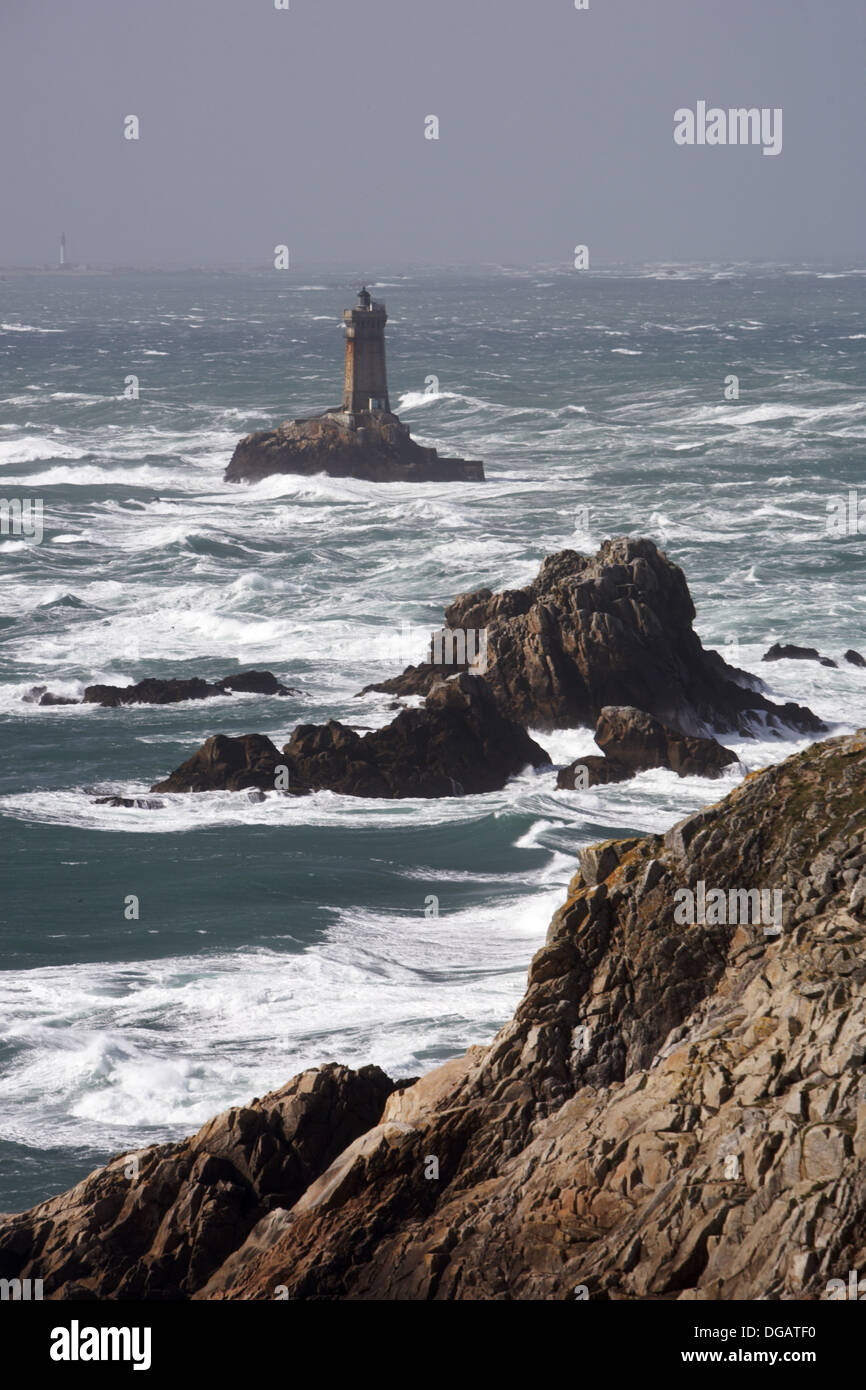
[0,322,63,333]
[0,437,89,465]
[0,887,563,1148]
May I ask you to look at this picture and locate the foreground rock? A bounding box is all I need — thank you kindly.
[0,1065,399,1299]
[763,643,837,668]
[7,729,866,1300]
[225,411,484,485]
[83,671,295,707]
[363,539,824,738]
[151,674,550,798]
[557,705,740,789]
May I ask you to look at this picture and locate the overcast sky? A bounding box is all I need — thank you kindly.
[1,0,864,268]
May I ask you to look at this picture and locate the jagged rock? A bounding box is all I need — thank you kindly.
[578,838,639,886]
[763,643,837,668]
[0,1065,398,1299]
[9,730,866,1301]
[180,729,865,1302]
[152,674,550,798]
[151,734,290,794]
[82,672,294,707]
[844,649,866,668]
[225,411,484,485]
[284,673,548,797]
[605,705,738,775]
[363,539,823,737]
[558,706,738,788]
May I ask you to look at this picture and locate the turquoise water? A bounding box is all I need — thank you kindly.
[1,264,864,1211]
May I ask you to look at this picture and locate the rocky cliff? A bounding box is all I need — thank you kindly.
[4,729,865,1300]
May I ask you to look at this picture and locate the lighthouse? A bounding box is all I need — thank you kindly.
[59,232,67,269]
[224,286,485,482]
[341,287,391,418]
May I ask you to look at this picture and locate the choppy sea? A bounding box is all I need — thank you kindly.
[1,263,864,1211]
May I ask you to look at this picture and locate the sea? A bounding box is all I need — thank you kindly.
[0,263,864,1213]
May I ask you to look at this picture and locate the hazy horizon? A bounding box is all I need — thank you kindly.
[3,258,865,274]
[2,0,864,270]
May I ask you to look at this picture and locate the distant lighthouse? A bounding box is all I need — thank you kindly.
[224,288,485,482]
[341,287,391,417]
[59,232,67,269]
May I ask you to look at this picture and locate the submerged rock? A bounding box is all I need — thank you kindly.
[364,539,824,737]
[763,642,837,668]
[82,671,295,707]
[22,685,81,706]
[151,674,550,798]
[216,671,295,696]
[844,649,866,668]
[11,729,866,1301]
[93,796,164,809]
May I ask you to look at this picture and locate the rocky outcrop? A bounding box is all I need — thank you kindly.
[556,753,631,789]
[763,643,837,668]
[8,729,866,1301]
[151,674,550,798]
[363,539,824,738]
[83,671,295,707]
[558,706,739,788]
[151,733,290,794]
[0,1065,399,1299]
[845,649,866,668]
[224,411,484,484]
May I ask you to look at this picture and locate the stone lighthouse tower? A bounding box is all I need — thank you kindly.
[224,286,485,483]
[341,287,391,418]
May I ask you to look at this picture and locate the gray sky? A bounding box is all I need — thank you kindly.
[1,0,864,267]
